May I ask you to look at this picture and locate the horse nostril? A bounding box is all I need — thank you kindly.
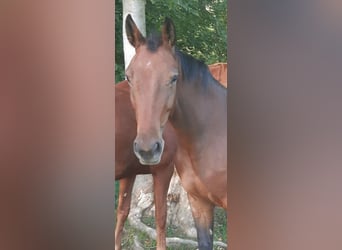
[154,141,162,153]
[133,140,139,153]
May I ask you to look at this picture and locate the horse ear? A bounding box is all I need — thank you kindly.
[125,14,145,49]
[162,17,176,48]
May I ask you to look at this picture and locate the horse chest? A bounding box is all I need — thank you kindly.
[174,147,211,197]
[175,143,227,207]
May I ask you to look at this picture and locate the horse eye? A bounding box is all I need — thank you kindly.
[169,75,178,85]
[126,75,132,86]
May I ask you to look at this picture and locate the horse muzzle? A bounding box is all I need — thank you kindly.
[133,137,165,165]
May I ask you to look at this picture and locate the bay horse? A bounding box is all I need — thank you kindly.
[125,15,227,250]
[115,80,177,250]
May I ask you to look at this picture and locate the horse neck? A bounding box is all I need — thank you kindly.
[169,75,227,146]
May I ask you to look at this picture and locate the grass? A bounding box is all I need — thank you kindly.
[115,181,119,204]
[115,180,227,249]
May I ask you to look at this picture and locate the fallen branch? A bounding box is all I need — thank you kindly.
[128,213,227,248]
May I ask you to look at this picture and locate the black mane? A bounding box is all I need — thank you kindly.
[175,49,225,91]
[176,49,209,83]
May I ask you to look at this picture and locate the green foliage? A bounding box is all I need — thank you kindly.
[145,0,227,63]
[115,180,119,206]
[115,0,124,83]
[115,0,227,83]
[214,207,227,243]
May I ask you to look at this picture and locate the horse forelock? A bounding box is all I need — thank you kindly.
[146,32,162,52]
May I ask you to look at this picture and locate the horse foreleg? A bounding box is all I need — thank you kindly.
[152,164,174,250]
[114,175,136,250]
[188,194,215,250]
